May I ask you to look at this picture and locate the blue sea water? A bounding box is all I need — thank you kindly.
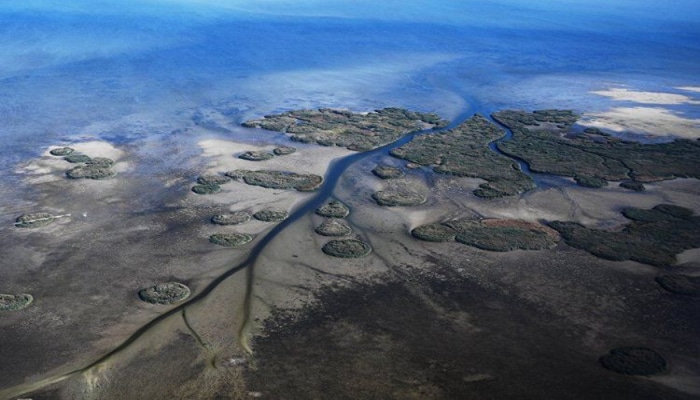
[1,0,699,181]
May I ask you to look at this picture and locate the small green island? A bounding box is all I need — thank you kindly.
[242,107,448,151]
[225,170,323,192]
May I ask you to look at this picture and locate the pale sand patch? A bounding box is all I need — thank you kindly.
[16,141,128,184]
[581,107,700,139]
[677,86,700,94]
[197,138,351,177]
[591,88,700,105]
[676,248,700,266]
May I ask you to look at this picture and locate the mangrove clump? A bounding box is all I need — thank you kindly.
[372,191,426,207]
[253,209,289,222]
[242,107,448,152]
[390,114,534,198]
[191,183,221,195]
[66,165,115,180]
[239,151,274,161]
[273,146,297,156]
[655,275,700,296]
[64,154,92,163]
[620,181,645,192]
[493,109,700,183]
[315,200,350,218]
[550,204,699,266]
[599,347,667,376]
[15,213,55,228]
[322,239,372,258]
[211,211,251,225]
[410,223,457,242]
[315,219,353,237]
[226,170,323,192]
[372,165,405,179]
[0,293,33,311]
[138,282,191,305]
[197,175,232,185]
[49,147,74,156]
[412,218,559,251]
[209,233,254,247]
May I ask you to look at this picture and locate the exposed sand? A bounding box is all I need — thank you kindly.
[580,106,700,139]
[591,88,700,105]
[677,86,700,94]
[16,140,128,184]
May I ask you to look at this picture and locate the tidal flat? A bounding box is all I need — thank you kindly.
[2,2,700,398]
[3,104,700,400]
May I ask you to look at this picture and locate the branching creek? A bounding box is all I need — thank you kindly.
[2,106,542,399]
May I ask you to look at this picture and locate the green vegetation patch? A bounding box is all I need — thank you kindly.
[410,223,457,242]
[655,275,700,296]
[322,239,372,258]
[372,190,426,207]
[197,175,232,185]
[138,282,191,305]
[315,200,350,218]
[550,204,699,266]
[493,109,700,183]
[50,147,74,156]
[86,157,115,167]
[191,183,221,195]
[242,107,448,152]
[620,181,645,192]
[599,347,667,376]
[574,175,608,188]
[622,204,692,223]
[273,146,297,155]
[209,233,254,247]
[64,153,92,163]
[211,211,251,225]
[371,165,405,179]
[0,293,33,311]
[66,165,115,180]
[453,219,559,251]
[390,114,534,198]
[253,209,289,222]
[315,219,353,237]
[239,151,274,161]
[226,169,323,192]
[15,213,55,228]
[412,218,559,251]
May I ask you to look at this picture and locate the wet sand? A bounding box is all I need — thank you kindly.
[2,116,700,399]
